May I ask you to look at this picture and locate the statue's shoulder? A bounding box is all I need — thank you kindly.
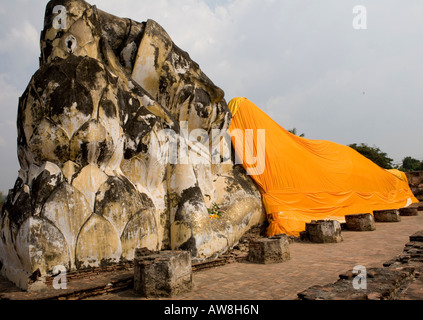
[144,19,173,48]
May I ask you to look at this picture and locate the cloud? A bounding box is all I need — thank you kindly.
[0,137,6,147]
[0,0,422,193]
[0,74,20,193]
[0,21,39,55]
[0,74,20,119]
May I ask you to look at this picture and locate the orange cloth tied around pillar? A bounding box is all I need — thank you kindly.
[228,97,418,237]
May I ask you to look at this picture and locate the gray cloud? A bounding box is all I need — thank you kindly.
[0,0,422,193]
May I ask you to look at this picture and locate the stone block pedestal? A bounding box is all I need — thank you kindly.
[399,207,419,216]
[302,220,343,243]
[134,249,192,298]
[373,210,401,223]
[345,213,376,231]
[248,235,291,264]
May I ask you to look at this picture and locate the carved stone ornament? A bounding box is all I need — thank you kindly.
[0,0,264,290]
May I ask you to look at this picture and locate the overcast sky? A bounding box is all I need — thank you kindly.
[0,0,422,193]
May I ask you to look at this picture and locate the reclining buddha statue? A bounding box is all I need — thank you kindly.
[0,0,264,290]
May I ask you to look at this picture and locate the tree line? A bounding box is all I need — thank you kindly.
[289,128,422,172]
[348,143,423,172]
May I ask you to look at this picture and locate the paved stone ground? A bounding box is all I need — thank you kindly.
[1,204,423,300]
[95,204,423,301]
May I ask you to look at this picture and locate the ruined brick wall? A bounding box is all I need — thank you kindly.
[298,230,423,300]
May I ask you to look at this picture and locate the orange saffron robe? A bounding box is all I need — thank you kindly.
[228,97,418,237]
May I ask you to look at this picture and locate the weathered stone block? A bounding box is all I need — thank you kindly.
[373,210,401,223]
[248,235,291,264]
[299,231,309,242]
[0,0,265,290]
[298,267,415,300]
[345,214,376,231]
[134,249,192,298]
[399,207,419,216]
[410,231,423,242]
[305,220,343,243]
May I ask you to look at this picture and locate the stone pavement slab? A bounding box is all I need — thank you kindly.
[93,211,423,300]
[2,205,423,301]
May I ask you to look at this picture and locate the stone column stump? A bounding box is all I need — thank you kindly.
[345,213,376,231]
[248,235,291,264]
[303,220,343,243]
[399,207,419,216]
[373,210,401,223]
[134,249,192,298]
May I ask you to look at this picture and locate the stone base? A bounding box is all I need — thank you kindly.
[134,249,192,298]
[248,235,291,264]
[399,207,419,216]
[302,220,343,243]
[418,206,423,212]
[373,210,401,223]
[345,214,376,231]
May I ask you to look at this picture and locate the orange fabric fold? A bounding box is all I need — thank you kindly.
[228,97,418,237]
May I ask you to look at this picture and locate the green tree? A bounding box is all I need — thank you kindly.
[348,143,394,169]
[401,157,423,172]
[288,128,305,137]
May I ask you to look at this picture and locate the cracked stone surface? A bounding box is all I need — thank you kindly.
[0,0,264,290]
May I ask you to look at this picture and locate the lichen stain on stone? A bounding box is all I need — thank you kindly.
[41,182,91,268]
[75,214,121,269]
[121,209,159,260]
[16,217,70,276]
[0,0,264,290]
